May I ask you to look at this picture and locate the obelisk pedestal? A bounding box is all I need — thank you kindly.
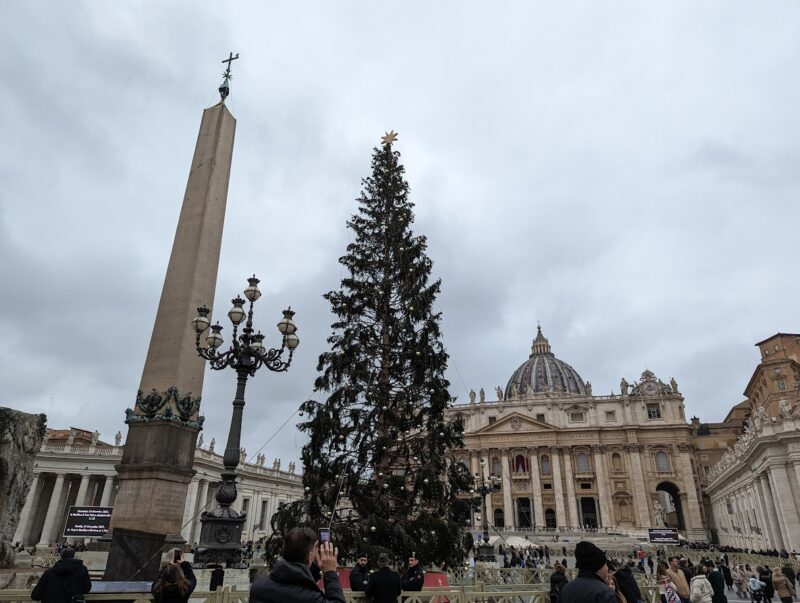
[104,100,236,581]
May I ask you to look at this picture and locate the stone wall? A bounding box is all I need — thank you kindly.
[0,408,47,568]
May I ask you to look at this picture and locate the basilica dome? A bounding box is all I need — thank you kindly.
[505,326,588,398]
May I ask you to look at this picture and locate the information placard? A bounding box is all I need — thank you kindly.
[648,527,680,544]
[63,506,112,538]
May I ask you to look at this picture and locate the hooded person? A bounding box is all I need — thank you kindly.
[31,547,92,603]
[364,552,402,603]
[614,560,643,603]
[560,542,618,603]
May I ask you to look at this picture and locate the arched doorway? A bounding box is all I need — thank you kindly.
[656,481,685,530]
[544,508,556,528]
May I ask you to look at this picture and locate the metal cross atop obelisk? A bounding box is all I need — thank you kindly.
[218,52,239,102]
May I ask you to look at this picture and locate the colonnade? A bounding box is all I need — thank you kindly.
[711,462,800,552]
[13,471,116,547]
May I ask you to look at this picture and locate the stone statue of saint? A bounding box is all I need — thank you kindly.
[469,389,476,404]
[509,383,518,399]
[526,384,535,397]
[240,447,246,463]
[620,378,629,397]
[479,388,485,403]
[752,405,767,431]
[197,433,204,448]
[653,500,665,526]
[289,462,296,474]
[496,386,504,401]
[91,431,99,445]
[209,437,215,452]
[779,399,792,419]
[66,430,75,446]
[114,431,122,446]
[585,382,592,396]
[272,458,278,470]
[670,377,679,395]
[276,458,281,471]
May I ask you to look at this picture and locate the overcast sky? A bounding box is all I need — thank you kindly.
[2,1,799,467]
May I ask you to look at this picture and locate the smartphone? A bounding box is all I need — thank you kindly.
[173,548,181,563]
[318,528,330,543]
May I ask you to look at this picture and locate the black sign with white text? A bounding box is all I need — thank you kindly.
[63,506,112,538]
[648,528,680,544]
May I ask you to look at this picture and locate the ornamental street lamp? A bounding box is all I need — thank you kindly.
[191,275,299,567]
[472,460,501,563]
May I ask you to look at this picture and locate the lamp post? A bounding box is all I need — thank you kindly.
[191,275,299,567]
[472,460,501,563]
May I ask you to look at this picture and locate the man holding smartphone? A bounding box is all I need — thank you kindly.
[250,527,344,603]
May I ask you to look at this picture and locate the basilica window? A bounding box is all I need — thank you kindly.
[541,455,552,476]
[646,403,662,419]
[515,454,528,473]
[536,413,546,422]
[576,452,590,473]
[570,412,586,423]
[242,498,250,515]
[611,453,623,473]
[491,456,502,476]
[655,451,670,473]
[605,411,616,422]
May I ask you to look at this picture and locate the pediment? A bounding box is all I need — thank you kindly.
[473,412,555,435]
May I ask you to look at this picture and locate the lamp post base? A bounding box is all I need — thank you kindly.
[193,510,247,568]
[475,541,497,563]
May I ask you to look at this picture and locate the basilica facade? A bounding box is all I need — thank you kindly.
[447,327,708,542]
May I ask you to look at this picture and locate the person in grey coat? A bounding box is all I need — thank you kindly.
[560,542,618,603]
[250,528,344,603]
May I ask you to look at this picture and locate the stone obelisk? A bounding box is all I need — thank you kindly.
[104,56,239,581]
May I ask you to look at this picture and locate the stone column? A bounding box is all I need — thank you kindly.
[501,452,514,529]
[757,473,784,550]
[748,482,767,547]
[627,445,651,527]
[192,479,210,545]
[561,447,579,528]
[181,478,200,542]
[550,447,567,527]
[74,474,92,507]
[99,476,115,507]
[529,448,544,528]
[13,473,40,544]
[38,474,66,546]
[768,464,800,550]
[677,444,703,529]
[593,445,611,528]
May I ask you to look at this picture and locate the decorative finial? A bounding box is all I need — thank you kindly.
[219,52,240,102]
[381,130,398,146]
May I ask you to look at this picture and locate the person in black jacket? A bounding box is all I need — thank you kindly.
[550,563,569,603]
[560,542,617,603]
[401,555,424,591]
[151,553,197,603]
[614,560,643,603]
[365,553,401,603]
[350,552,370,592]
[250,527,344,603]
[31,547,92,603]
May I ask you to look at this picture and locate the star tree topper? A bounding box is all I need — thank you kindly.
[381,130,399,146]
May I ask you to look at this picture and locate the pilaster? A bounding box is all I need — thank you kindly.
[627,444,651,527]
[550,447,567,527]
[501,452,514,529]
[592,445,611,527]
[529,448,544,529]
[561,447,579,528]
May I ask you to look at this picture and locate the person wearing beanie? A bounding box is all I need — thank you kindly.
[364,552,401,603]
[560,542,618,603]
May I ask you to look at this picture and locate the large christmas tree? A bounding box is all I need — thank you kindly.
[268,133,473,568]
